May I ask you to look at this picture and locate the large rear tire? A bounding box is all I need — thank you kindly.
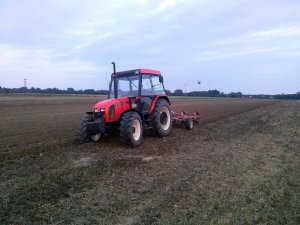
[79,114,101,143]
[151,99,172,137]
[120,111,143,147]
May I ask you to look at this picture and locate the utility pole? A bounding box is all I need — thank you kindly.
[23,78,27,93]
[184,84,187,94]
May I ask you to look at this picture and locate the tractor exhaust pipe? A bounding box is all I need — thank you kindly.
[112,62,116,77]
[111,62,118,98]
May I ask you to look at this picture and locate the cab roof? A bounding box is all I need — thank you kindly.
[115,69,161,77]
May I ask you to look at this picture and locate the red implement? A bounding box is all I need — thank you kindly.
[172,110,200,129]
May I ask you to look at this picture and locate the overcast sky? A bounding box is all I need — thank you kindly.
[0,0,299,94]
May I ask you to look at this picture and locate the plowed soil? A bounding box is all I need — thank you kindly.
[0,96,276,157]
[0,95,299,225]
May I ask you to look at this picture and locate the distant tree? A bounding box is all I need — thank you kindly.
[220,92,226,97]
[165,89,172,96]
[18,87,28,93]
[173,89,183,96]
[274,94,300,100]
[30,87,36,93]
[188,91,206,97]
[228,92,243,98]
[97,90,109,95]
[67,88,75,94]
[0,86,111,95]
[187,90,221,97]
[84,89,96,94]
[208,89,221,97]
[3,88,10,93]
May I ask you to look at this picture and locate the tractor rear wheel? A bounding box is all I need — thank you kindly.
[120,111,143,147]
[79,114,101,143]
[151,99,172,137]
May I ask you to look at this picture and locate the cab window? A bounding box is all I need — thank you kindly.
[141,75,165,96]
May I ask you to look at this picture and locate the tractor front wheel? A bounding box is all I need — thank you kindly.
[151,99,172,137]
[120,111,143,147]
[79,114,101,143]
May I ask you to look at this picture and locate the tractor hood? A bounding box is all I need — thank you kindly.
[93,97,131,122]
[93,98,115,111]
[93,97,130,110]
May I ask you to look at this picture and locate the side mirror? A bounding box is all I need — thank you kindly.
[159,76,164,83]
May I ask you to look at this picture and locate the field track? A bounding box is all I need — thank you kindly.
[0,96,299,225]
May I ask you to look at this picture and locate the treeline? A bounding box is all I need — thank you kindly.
[173,89,243,98]
[172,89,300,99]
[0,86,299,99]
[0,86,108,95]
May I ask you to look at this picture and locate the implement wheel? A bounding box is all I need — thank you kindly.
[185,117,194,130]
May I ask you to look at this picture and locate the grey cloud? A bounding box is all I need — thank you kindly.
[0,0,299,94]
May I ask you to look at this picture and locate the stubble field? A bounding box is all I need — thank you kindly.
[0,95,299,224]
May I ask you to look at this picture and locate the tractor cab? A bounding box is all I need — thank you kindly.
[108,68,166,99]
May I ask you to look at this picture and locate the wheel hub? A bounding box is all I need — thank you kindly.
[160,112,167,125]
[132,119,141,141]
[91,133,101,142]
[160,106,171,131]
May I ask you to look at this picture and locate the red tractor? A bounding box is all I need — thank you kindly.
[79,62,173,147]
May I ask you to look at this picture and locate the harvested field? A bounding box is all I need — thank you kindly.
[0,95,299,224]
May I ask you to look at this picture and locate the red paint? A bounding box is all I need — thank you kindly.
[139,69,161,75]
[149,96,159,113]
[94,97,131,123]
[116,69,161,76]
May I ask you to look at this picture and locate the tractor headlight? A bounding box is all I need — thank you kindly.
[95,108,105,113]
[109,105,115,120]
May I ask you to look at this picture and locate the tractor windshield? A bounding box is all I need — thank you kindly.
[109,75,139,98]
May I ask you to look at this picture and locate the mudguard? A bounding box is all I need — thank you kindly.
[149,96,170,113]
